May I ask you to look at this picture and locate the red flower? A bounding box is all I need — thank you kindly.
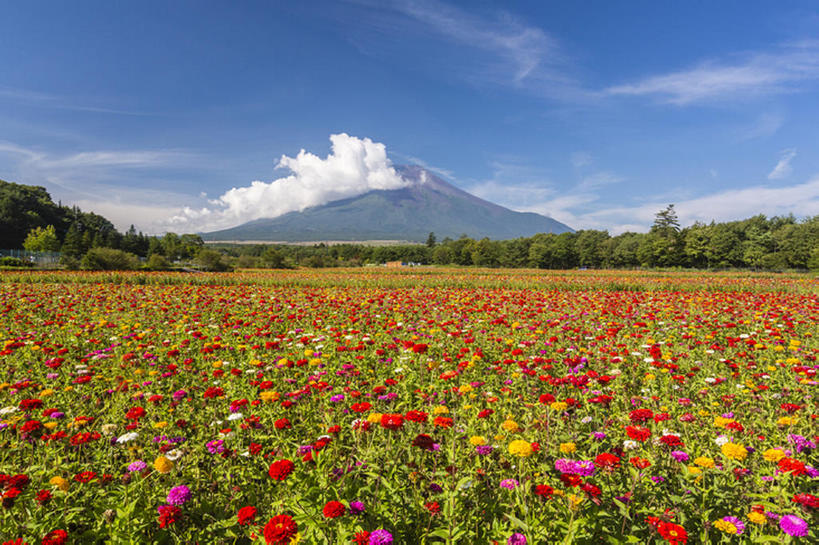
[405,410,428,423]
[534,484,554,498]
[659,435,683,447]
[73,471,97,483]
[4,538,29,545]
[626,426,651,441]
[322,500,346,519]
[35,489,52,505]
[594,452,621,471]
[19,399,43,411]
[157,505,181,528]
[350,402,371,413]
[41,530,68,545]
[477,409,493,419]
[629,409,653,423]
[657,521,688,544]
[268,459,295,481]
[264,515,298,545]
[274,418,291,430]
[380,414,404,430]
[778,457,807,476]
[125,406,145,420]
[237,505,257,526]
[424,501,441,515]
[629,457,651,469]
[433,416,453,428]
[353,531,370,545]
[793,493,818,509]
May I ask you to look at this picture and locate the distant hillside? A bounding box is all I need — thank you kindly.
[0,178,117,249]
[202,166,572,242]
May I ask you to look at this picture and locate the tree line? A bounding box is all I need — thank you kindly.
[218,206,818,271]
[2,179,816,271]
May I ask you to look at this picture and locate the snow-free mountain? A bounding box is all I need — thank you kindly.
[201,166,572,242]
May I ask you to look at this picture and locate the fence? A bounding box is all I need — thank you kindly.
[0,249,62,266]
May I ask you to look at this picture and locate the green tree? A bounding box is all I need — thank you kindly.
[23,225,60,252]
[649,204,683,267]
[195,249,232,271]
[81,248,139,270]
[426,232,437,248]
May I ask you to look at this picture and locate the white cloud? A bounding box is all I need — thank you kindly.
[167,133,408,232]
[567,177,819,234]
[768,148,797,180]
[605,42,819,104]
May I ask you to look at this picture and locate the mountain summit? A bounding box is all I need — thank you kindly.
[201,166,572,242]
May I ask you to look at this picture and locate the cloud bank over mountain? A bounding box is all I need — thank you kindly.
[166,133,408,232]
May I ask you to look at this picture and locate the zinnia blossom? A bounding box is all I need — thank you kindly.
[779,514,809,537]
[368,529,393,545]
[268,459,295,481]
[263,515,298,545]
[166,485,191,506]
[508,440,533,457]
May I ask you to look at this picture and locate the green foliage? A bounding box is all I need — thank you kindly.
[144,253,172,271]
[195,249,233,272]
[0,256,33,268]
[80,248,140,270]
[23,225,60,252]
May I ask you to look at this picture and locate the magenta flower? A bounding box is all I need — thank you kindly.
[779,514,809,537]
[166,485,191,506]
[368,529,393,545]
[508,533,527,545]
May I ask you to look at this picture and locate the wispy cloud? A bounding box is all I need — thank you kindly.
[0,141,199,231]
[0,85,151,116]
[768,148,797,180]
[352,0,581,98]
[605,41,819,105]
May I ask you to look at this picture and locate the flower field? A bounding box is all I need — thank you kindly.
[0,269,816,544]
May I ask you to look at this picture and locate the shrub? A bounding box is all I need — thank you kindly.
[144,254,172,271]
[195,249,233,272]
[81,248,140,270]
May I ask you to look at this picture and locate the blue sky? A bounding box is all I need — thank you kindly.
[1,0,818,234]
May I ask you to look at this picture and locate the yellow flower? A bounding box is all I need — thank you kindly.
[687,465,702,475]
[550,401,568,411]
[694,456,715,469]
[459,384,473,394]
[713,416,734,428]
[367,412,383,424]
[43,422,58,430]
[260,391,280,403]
[432,406,449,415]
[559,442,576,454]
[763,448,786,462]
[748,512,766,525]
[153,456,174,474]
[508,440,533,457]
[153,421,168,429]
[777,416,797,426]
[721,442,747,461]
[501,419,520,433]
[39,389,55,397]
[567,493,584,510]
[469,435,487,446]
[713,519,738,535]
[49,476,69,491]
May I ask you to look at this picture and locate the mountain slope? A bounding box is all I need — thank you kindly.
[201,166,572,242]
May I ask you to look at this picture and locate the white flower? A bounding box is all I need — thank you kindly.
[227,413,243,421]
[581,416,593,424]
[0,406,18,416]
[116,432,139,444]
[623,440,638,451]
[705,377,716,384]
[165,449,183,461]
[714,435,730,446]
